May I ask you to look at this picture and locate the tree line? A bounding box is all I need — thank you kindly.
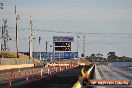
[86,52,132,61]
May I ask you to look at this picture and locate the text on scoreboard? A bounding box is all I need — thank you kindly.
[53,36,74,42]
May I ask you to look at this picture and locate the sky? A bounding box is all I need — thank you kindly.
[0,0,132,58]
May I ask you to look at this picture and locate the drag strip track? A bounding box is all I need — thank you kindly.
[97,66,118,79]
[97,66,132,80]
[96,65,132,87]
[111,67,132,80]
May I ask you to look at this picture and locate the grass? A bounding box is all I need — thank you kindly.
[0,51,40,64]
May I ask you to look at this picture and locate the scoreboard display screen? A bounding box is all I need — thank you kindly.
[55,47,71,51]
[54,42,71,46]
[54,42,71,51]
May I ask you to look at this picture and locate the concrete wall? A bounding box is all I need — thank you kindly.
[0,64,34,70]
[0,58,33,65]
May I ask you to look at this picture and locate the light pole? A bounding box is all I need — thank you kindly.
[49,45,52,61]
[46,41,48,61]
[15,6,20,58]
[83,35,85,57]
[39,37,41,60]
[29,16,33,59]
[76,35,80,58]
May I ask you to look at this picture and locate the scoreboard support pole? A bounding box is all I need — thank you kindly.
[52,42,54,61]
[59,52,60,61]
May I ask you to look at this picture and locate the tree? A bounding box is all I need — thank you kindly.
[107,52,117,61]
[90,54,96,61]
[96,53,103,61]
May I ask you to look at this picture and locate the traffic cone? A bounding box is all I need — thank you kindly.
[26,76,28,82]
[62,66,63,71]
[40,68,43,79]
[55,67,57,72]
[14,73,16,78]
[18,69,21,76]
[59,66,61,71]
[8,79,12,87]
[48,68,50,75]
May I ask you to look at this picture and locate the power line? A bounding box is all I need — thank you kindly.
[8,27,132,36]
[6,27,132,46]
[7,36,132,42]
[7,28,132,41]
[85,42,132,45]
[34,29,132,36]
[10,38,132,45]
[8,36,132,43]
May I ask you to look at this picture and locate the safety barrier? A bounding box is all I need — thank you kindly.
[72,64,95,88]
[88,65,95,79]
[6,68,44,87]
[0,63,77,88]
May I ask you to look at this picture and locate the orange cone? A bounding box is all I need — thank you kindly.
[18,69,21,76]
[8,79,12,87]
[26,76,28,82]
[39,68,43,79]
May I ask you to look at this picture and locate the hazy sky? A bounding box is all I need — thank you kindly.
[0,0,132,57]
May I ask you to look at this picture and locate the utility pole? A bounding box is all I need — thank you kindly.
[15,5,20,58]
[0,26,1,51]
[82,35,85,57]
[29,16,33,59]
[1,19,9,51]
[0,2,3,51]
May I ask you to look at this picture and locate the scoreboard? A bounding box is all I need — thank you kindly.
[53,36,74,51]
[54,42,71,51]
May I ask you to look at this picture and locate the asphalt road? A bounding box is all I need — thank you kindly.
[96,65,132,87]
[97,66,132,80]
